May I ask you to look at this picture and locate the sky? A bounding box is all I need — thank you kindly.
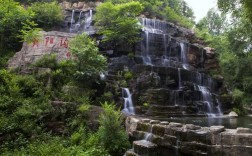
[183,0,217,22]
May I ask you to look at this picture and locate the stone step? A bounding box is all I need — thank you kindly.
[133,140,159,156]
[124,149,139,156]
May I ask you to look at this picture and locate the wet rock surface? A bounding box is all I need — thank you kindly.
[126,116,252,156]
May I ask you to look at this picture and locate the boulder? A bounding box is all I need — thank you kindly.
[133,140,158,156]
[229,111,238,118]
[237,128,252,134]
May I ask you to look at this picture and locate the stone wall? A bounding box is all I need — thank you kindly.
[8,31,76,68]
[125,116,252,156]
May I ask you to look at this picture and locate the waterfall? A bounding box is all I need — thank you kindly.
[138,17,223,117]
[140,18,167,34]
[68,9,94,34]
[143,31,152,65]
[75,11,83,30]
[195,85,219,117]
[122,88,135,115]
[143,125,154,142]
[69,10,75,33]
[180,42,189,70]
[84,9,93,33]
[162,34,171,66]
[178,68,182,89]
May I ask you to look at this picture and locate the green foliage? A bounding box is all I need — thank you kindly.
[196,8,227,36]
[19,21,42,44]
[69,33,107,85]
[28,1,63,30]
[0,70,51,150]
[96,91,114,104]
[164,6,193,28]
[124,71,133,81]
[232,89,244,104]
[0,51,15,69]
[143,102,149,108]
[95,1,143,47]
[33,54,59,70]
[97,102,130,154]
[33,54,75,90]
[82,146,110,156]
[0,0,34,51]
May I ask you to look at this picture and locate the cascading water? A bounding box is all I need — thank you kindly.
[68,9,95,34]
[83,9,93,33]
[122,88,135,115]
[139,18,222,116]
[69,10,75,33]
[140,18,192,69]
[143,125,154,142]
[180,42,189,70]
[142,31,152,65]
[178,68,182,90]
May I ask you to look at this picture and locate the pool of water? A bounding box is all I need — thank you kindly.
[153,115,252,129]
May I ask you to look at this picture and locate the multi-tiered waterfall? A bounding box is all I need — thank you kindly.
[67,9,95,34]
[134,18,222,117]
[65,9,223,117]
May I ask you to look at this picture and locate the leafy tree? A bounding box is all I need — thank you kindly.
[178,0,195,21]
[69,33,107,84]
[28,1,63,30]
[197,8,227,36]
[95,1,143,47]
[0,70,52,149]
[97,102,130,155]
[0,0,34,52]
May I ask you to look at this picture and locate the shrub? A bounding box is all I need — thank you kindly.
[33,54,58,70]
[28,1,63,30]
[69,33,107,85]
[83,146,110,156]
[124,71,133,81]
[0,0,34,51]
[95,1,143,47]
[97,102,130,154]
[0,70,51,150]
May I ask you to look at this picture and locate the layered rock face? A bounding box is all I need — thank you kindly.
[125,116,252,156]
[107,18,229,117]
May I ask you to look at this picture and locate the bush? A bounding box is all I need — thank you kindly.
[0,0,34,51]
[83,146,110,156]
[33,54,76,91]
[95,1,143,47]
[33,54,58,70]
[124,71,133,81]
[97,102,130,155]
[0,70,51,150]
[28,1,63,30]
[69,33,107,85]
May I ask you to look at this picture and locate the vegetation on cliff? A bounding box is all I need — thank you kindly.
[1,0,252,154]
[0,32,129,155]
[195,0,252,114]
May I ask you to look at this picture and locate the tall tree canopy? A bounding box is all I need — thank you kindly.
[95,1,143,47]
[0,0,34,52]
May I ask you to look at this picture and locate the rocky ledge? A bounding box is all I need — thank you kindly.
[125,116,252,156]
